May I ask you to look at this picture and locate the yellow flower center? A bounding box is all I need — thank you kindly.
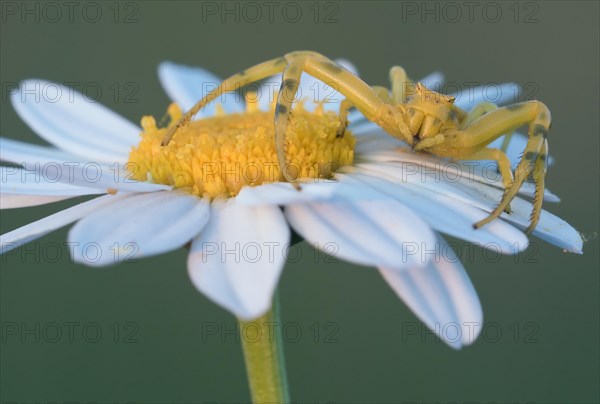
[128,100,355,199]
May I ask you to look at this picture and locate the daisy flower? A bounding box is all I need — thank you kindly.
[0,59,583,357]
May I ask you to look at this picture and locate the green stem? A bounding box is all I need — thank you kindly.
[238,292,290,403]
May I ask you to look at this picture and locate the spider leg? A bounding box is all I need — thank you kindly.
[414,134,445,151]
[372,86,393,103]
[462,147,514,213]
[499,132,515,154]
[274,51,404,184]
[460,102,498,129]
[335,98,354,138]
[447,101,551,231]
[526,138,548,234]
[460,102,518,191]
[274,62,303,185]
[390,66,412,103]
[161,56,288,145]
[460,101,518,154]
[336,85,392,138]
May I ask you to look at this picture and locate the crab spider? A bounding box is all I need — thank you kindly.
[162,51,551,234]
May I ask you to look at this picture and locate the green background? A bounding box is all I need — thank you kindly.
[1,1,598,403]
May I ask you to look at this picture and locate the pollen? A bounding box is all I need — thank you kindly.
[127,101,355,199]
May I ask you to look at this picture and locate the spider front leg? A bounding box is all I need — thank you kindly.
[161,56,289,145]
[336,98,354,138]
[459,101,517,155]
[273,51,410,184]
[390,66,411,103]
[460,102,498,129]
[448,101,551,232]
[462,147,514,213]
[459,101,514,213]
[274,63,303,184]
[526,138,548,233]
[336,85,392,138]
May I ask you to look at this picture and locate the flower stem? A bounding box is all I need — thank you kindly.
[238,292,290,403]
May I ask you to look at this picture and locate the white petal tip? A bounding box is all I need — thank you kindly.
[420,72,445,89]
[379,237,483,350]
[334,59,358,75]
[187,255,278,321]
[186,201,288,321]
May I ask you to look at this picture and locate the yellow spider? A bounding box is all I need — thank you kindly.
[161,51,551,234]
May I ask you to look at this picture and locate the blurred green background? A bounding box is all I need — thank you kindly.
[1,1,598,403]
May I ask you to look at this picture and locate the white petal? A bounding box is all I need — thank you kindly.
[442,178,582,252]
[340,171,529,254]
[1,194,74,209]
[357,146,557,202]
[1,165,103,208]
[355,160,579,253]
[346,109,365,125]
[158,61,244,115]
[532,215,583,253]
[68,191,210,266]
[420,71,445,90]
[1,137,174,194]
[347,120,382,136]
[451,82,520,110]
[19,161,171,194]
[235,181,337,206]
[487,188,583,253]
[458,161,560,203]
[353,126,406,151]
[188,199,290,320]
[1,167,101,196]
[353,127,558,203]
[0,194,127,254]
[285,190,438,270]
[379,235,482,349]
[453,158,559,202]
[1,137,81,165]
[11,80,140,163]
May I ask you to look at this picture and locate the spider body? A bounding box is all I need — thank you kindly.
[162,51,551,234]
